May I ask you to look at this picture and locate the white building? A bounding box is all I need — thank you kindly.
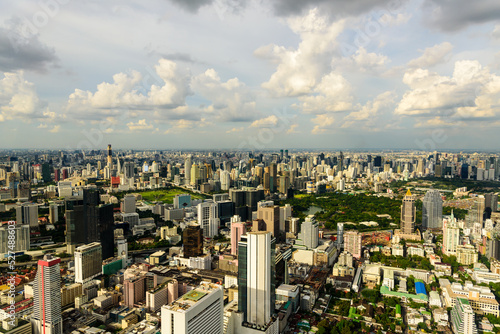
[161,283,223,334]
[122,194,136,213]
[197,201,220,238]
[75,242,102,284]
[16,202,38,228]
[296,215,319,249]
[451,298,477,334]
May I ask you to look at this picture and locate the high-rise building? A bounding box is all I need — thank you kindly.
[256,204,280,240]
[197,201,220,238]
[32,255,63,334]
[75,242,102,284]
[443,213,460,256]
[422,189,443,229]
[400,189,416,235]
[184,155,192,185]
[230,218,246,256]
[0,222,30,255]
[124,276,146,308]
[49,204,59,224]
[16,202,38,229]
[65,188,114,259]
[238,232,276,327]
[337,223,344,249]
[297,215,319,249]
[344,230,362,259]
[161,283,223,334]
[107,144,112,168]
[451,298,477,334]
[117,237,128,267]
[183,224,203,258]
[121,194,136,213]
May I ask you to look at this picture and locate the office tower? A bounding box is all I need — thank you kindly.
[467,196,485,228]
[117,237,128,267]
[197,201,220,238]
[32,255,63,334]
[124,276,146,307]
[344,230,362,259]
[256,204,280,240]
[297,215,319,249]
[0,222,30,254]
[422,189,443,229]
[443,213,460,256]
[217,200,235,227]
[183,224,203,258]
[49,204,58,224]
[269,163,277,193]
[485,193,499,215]
[75,242,102,284]
[238,232,276,327]
[41,163,51,183]
[16,202,38,229]
[65,188,114,259]
[337,223,344,249]
[220,170,231,190]
[184,156,192,185]
[161,283,223,334]
[173,194,191,209]
[230,219,246,256]
[107,144,112,168]
[451,298,477,334]
[123,161,134,179]
[54,168,60,182]
[17,181,31,199]
[400,189,416,235]
[121,194,136,213]
[337,151,344,172]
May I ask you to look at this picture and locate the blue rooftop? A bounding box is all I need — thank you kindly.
[415,282,426,296]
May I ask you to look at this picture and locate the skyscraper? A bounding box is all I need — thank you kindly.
[238,232,276,327]
[16,202,38,229]
[442,213,460,256]
[75,242,102,284]
[197,201,220,238]
[183,224,203,258]
[297,215,319,249]
[65,188,114,259]
[230,217,245,256]
[107,144,112,168]
[256,204,280,240]
[422,189,443,229]
[400,189,416,235]
[337,223,344,249]
[451,298,477,334]
[344,230,362,259]
[32,255,63,334]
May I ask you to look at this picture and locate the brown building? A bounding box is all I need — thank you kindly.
[256,205,280,240]
[183,224,203,258]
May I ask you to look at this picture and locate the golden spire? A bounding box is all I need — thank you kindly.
[406,188,412,197]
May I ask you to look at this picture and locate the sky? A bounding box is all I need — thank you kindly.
[1,0,500,151]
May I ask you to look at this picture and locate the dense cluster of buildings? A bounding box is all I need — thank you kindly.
[0,148,499,334]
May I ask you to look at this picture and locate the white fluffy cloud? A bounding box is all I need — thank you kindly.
[127,119,154,131]
[396,60,500,119]
[0,71,43,121]
[191,69,256,121]
[294,72,353,113]
[311,114,335,134]
[343,91,396,126]
[407,42,453,68]
[68,59,191,112]
[258,9,345,97]
[249,115,279,128]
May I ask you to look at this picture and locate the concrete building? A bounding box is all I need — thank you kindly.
[197,201,220,238]
[161,283,223,334]
[296,215,319,249]
[0,223,30,256]
[344,230,362,259]
[443,213,460,256]
[401,189,416,235]
[422,189,443,229]
[75,242,102,284]
[456,245,478,265]
[121,194,136,213]
[441,279,499,317]
[16,203,38,229]
[31,256,63,334]
[451,298,477,334]
[230,219,246,256]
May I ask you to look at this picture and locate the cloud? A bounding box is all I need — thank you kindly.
[260,9,345,97]
[344,91,396,123]
[0,71,45,121]
[226,127,244,133]
[127,119,154,131]
[422,0,500,31]
[350,47,389,72]
[286,123,299,134]
[0,21,59,72]
[164,118,212,133]
[161,52,199,64]
[407,42,453,68]
[67,58,192,113]
[311,114,335,134]
[49,125,60,133]
[191,68,256,121]
[396,60,500,120]
[249,115,279,128]
[167,0,245,14]
[379,12,411,26]
[493,25,500,39]
[270,0,401,18]
[294,72,353,113]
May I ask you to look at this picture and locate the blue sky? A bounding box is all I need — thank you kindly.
[1,0,500,150]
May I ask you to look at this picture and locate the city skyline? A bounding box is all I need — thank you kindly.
[1,1,500,149]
